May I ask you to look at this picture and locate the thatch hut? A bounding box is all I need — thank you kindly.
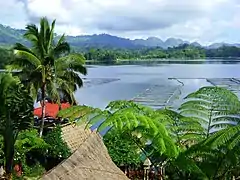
[41,124,129,180]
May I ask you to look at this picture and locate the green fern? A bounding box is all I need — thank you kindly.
[58,100,179,158]
[58,87,240,179]
[179,86,240,137]
[156,109,205,148]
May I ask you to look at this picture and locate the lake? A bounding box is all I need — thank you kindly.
[75,60,240,109]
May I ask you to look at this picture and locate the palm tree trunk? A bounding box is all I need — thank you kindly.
[39,84,46,137]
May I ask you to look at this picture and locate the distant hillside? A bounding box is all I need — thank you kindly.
[0,24,239,50]
[207,43,240,49]
[133,37,164,47]
[0,24,27,46]
[63,34,140,49]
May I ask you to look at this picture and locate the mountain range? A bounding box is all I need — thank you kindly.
[0,24,239,50]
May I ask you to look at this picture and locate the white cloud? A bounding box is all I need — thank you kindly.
[0,0,27,28]
[0,0,240,44]
[27,0,70,23]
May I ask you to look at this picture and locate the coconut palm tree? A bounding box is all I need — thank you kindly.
[10,17,87,137]
[0,73,33,179]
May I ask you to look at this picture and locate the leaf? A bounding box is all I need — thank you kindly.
[179,86,240,138]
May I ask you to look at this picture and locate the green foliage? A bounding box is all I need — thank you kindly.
[0,47,12,69]
[179,86,240,137]
[10,17,87,103]
[0,73,34,176]
[0,127,71,178]
[59,100,179,159]
[43,126,71,159]
[167,87,240,179]
[157,109,205,148]
[83,44,206,62]
[14,129,48,163]
[206,45,240,58]
[13,129,47,178]
[20,162,45,179]
[9,17,87,136]
[84,48,117,62]
[59,86,240,179]
[103,130,142,167]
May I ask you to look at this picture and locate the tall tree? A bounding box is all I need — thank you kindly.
[0,73,33,179]
[9,17,87,137]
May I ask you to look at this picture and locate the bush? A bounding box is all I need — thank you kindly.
[43,125,71,170]
[104,129,142,167]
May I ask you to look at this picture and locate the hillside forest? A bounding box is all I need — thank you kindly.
[1,44,240,68]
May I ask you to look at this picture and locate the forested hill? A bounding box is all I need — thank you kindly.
[0,25,189,49]
[0,24,27,46]
[1,23,240,50]
[1,24,240,66]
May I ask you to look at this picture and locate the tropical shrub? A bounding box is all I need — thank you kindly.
[14,129,48,178]
[103,129,142,167]
[0,73,34,179]
[43,125,71,170]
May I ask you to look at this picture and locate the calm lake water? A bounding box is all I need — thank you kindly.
[75,60,240,109]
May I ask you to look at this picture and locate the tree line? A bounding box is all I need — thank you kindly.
[2,43,240,67]
[83,44,240,62]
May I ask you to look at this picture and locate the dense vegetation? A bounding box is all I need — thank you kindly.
[0,73,71,179]
[0,17,86,179]
[0,48,11,69]
[84,44,206,61]
[59,87,240,179]
[8,17,87,137]
[83,44,240,62]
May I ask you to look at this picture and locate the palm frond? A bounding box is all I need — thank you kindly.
[56,53,87,75]
[47,19,56,52]
[53,41,70,57]
[13,43,41,68]
[54,77,76,104]
[24,24,39,48]
[46,81,60,104]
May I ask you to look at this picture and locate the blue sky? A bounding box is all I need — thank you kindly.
[0,0,240,45]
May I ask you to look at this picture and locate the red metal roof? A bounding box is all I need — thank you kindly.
[34,102,71,118]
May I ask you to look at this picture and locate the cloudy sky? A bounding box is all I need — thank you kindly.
[0,0,240,45]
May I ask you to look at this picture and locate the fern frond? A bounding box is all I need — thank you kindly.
[58,100,179,158]
[179,86,240,138]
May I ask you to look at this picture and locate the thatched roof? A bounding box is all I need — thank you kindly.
[41,124,129,180]
[61,123,92,153]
